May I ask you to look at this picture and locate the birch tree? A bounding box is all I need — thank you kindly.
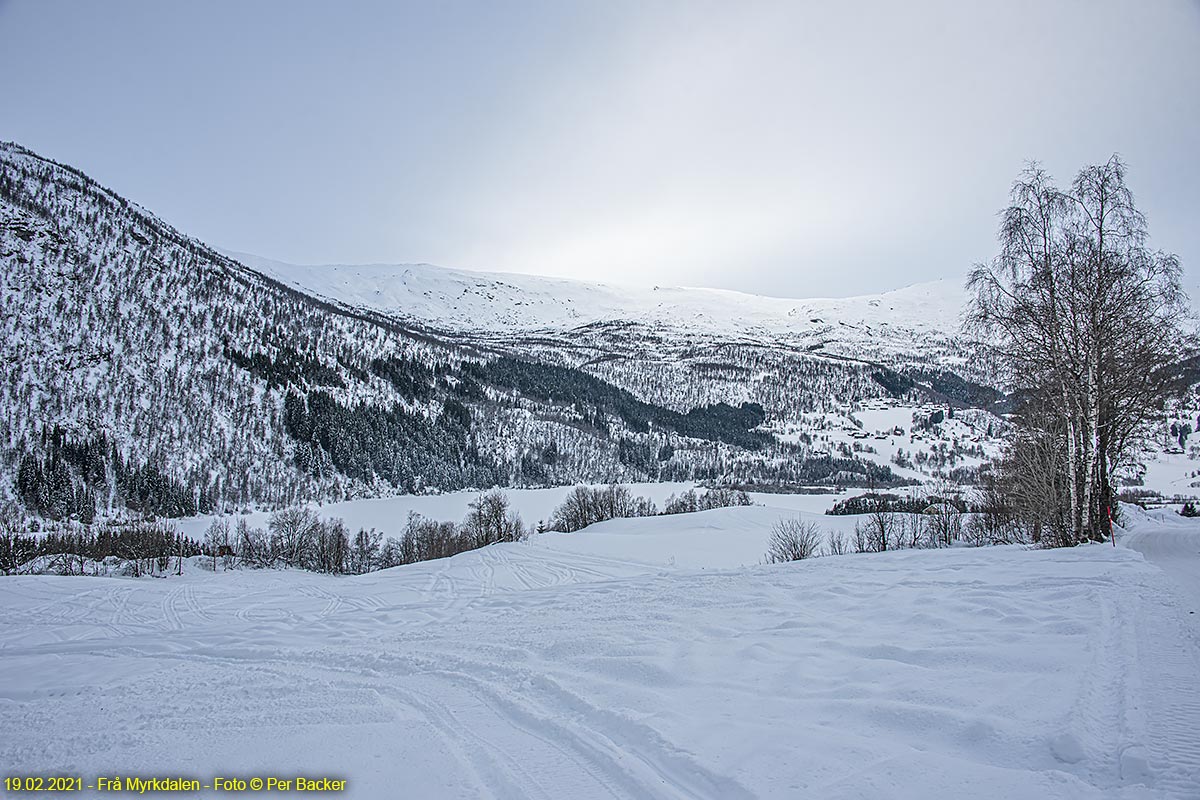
[967,157,1189,544]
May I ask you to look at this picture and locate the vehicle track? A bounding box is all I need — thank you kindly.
[1131,576,1200,798]
[269,651,749,800]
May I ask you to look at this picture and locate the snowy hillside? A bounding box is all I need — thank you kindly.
[226,250,967,349]
[221,251,1008,477]
[2,141,931,522]
[7,138,1194,523]
[2,504,1198,798]
[227,251,993,416]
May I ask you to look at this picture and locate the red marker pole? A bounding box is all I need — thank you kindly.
[1107,505,1115,547]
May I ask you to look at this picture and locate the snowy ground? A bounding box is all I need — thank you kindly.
[2,504,1199,799]
[174,482,714,542]
[172,482,847,543]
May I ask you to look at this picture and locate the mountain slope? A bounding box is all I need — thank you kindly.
[228,251,999,422]
[226,250,967,350]
[1,142,912,521]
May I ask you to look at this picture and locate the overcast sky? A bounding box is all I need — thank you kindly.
[1,1,1197,298]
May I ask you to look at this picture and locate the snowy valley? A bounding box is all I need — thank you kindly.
[5,1,1200,797]
[0,140,1018,526]
[3,140,1200,800]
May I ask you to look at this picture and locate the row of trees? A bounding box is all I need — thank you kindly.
[0,507,201,576]
[201,490,531,574]
[391,491,529,565]
[548,485,659,533]
[546,484,752,533]
[1,484,760,577]
[765,501,1006,565]
[968,157,1190,546]
[204,509,384,574]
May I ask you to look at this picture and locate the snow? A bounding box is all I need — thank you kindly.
[3,503,1199,798]
[1122,505,1200,632]
[1138,451,1200,497]
[174,482,707,542]
[1115,508,1200,796]
[224,250,967,343]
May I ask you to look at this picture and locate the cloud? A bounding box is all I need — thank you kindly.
[2,0,1196,297]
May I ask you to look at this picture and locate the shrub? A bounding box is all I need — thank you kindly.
[550,485,656,532]
[765,517,823,563]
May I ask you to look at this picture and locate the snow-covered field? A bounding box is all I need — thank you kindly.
[2,503,1199,798]
[172,482,728,542]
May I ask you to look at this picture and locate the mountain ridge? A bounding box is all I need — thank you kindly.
[223,249,970,355]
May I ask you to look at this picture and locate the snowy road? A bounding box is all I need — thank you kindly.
[2,507,1200,798]
[1119,510,1200,799]
[1123,509,1200,629]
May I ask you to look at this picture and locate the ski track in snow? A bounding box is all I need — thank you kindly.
[1,507,1199,798]
[1123,511,1200,798]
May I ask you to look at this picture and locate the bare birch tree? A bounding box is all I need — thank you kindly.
[968,157,1190,544]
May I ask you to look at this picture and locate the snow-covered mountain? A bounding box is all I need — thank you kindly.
[226,251,999,422]
[9,141,971,522]
[226,250,967,353]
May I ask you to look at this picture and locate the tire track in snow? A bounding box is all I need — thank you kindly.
[160,585,185,631]
[360,648,753,800]
[182,584,213,623]
[150,644,747,800]
[430,666,756,800]
[315,656,727,800]
[24,586,108,625]
[107,585,154,629]
[296,584,344,618]
[1131,577,1200,798]
[371,681,573,800]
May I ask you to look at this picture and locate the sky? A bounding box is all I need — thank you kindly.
[1,0,1197,298]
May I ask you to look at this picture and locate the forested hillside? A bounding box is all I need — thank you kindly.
[235,252,1004,423]
[0,142,917,522]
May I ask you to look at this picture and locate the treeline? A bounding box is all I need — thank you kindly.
[546,485,659,533]
[205,490,529,573]
[203,508,385,574]
[0,514,201,577]
[283,390,501,492]
[381,485,752,567]
[827,492,967,516]
[546,484,752,533]
[768,484,1016,565]
[15,426,214,522]
[1,484,763,577]
[463,357,769,449]
[662,487,753,514]
[391,491,528,564]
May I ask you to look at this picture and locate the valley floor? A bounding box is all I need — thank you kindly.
[1,506,1199,799]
